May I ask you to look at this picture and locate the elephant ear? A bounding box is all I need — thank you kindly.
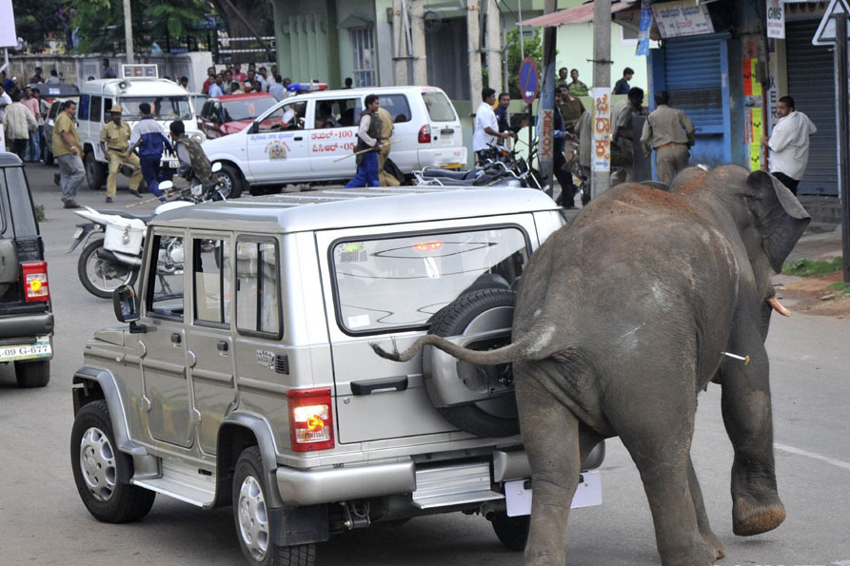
[745,170,811,273]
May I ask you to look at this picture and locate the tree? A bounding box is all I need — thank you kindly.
[505,28,543,100]
[13,0,64,52]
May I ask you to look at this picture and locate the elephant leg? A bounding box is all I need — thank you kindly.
[719,345,785,536]
[515,368,581,566]
[687,455,725,560]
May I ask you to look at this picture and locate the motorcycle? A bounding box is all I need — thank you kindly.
[413,144,541,189]
[69,163,224,299]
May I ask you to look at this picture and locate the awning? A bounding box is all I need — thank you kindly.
[517,2,634,27]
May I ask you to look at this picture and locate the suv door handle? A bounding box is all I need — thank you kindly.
[217,340,228,352]
[294,136,303,141]
[350,376,409,396]
[171,333,182,344]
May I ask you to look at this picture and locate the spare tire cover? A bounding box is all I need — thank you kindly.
[423,287,519,438]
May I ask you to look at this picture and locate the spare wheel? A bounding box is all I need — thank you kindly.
[423,287,519,438]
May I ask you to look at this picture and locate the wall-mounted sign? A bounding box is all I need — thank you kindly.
[652,0,714,39]
[766,0,785,39]
[592,88,612,172]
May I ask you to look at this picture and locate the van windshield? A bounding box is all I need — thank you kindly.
[332,228,528,333]
[118,96,193,120]
[422,91,457,122]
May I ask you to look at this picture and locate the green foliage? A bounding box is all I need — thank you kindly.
[827,281,850,295]
[505,28,543,100]
[13,0,64,51]
[783,257,843,277]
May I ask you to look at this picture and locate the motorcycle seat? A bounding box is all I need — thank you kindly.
[420,168,479,180]
[100,210,156,223]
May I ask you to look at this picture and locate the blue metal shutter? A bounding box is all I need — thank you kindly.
[664,35,724,134]
[786,20,837,196]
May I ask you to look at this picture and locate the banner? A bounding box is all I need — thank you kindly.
[766,0,785,39]
[637,0,653,56]
[592,88,612,172]
[0,0,16,48]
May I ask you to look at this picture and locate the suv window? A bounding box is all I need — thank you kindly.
[332,227,528,333]
[422,91,457,122]
[90,96,101,123]
[378,94,411,123]
[78,94,91,121]
[193,237,232,325]
[235,239,281,336]
[1,166,37,237]
[258,100,307,133]
[148,234,185,319]
[103,98,113,122]
[314,98,359,128]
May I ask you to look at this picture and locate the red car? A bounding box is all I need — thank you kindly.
[197,93,278,139]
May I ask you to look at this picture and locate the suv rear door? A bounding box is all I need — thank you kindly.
[419,88,464,168]
[315,214,538,444]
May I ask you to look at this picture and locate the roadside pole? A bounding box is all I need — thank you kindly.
[123,0,134,64]
[538,0,557,198]
[411,0,428,85]
[591,0,612,199]
[836,13,850,282]
[467,0,483,115]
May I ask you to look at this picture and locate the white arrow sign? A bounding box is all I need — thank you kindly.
[813,0,850,45]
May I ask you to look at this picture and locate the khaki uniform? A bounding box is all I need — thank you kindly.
[640,104,695,185]
[52,112,82,157]
[610,99,640,185]
[100,120,142,197]
[376,107,399,187]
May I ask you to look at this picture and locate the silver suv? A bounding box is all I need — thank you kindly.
[70,187,603,566]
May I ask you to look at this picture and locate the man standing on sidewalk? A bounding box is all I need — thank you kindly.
[610,87,644,185]
[473,88,510,162]
[100,105,143,203]
[2,91,37,160]
[52,100,84,208]
[760,96,817,195]
[22,87,41,162]
[127,103,174,202]
[640,91,695,185]
[345,95,383,188]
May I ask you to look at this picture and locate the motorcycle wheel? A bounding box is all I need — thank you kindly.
[77,238,139,299]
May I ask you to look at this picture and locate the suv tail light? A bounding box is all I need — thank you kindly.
[287,388,334,451]
[21,261,50,302]
[418,124,431,144]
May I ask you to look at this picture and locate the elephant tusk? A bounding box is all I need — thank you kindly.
[767,296,791,317]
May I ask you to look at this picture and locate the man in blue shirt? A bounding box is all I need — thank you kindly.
[127,102,174,201]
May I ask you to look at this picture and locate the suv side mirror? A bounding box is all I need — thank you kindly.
[113,284,146,333]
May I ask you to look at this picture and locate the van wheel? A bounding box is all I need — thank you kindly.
[424,287,520,438]
[233,447,316,566]
[489,511,529,551]
[85,152,106,190]
[70,400,156,523]
[14,360,50,388]
[217,164,244,199]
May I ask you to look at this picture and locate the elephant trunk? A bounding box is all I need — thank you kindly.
[371,322,557,365]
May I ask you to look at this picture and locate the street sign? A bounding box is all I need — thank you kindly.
[519,57,539,105]
[813,0,850,45]
[766,0,785,40]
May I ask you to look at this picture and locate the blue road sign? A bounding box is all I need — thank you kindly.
[519,57,539,105]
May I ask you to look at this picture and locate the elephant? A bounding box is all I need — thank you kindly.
[372,165,810,566]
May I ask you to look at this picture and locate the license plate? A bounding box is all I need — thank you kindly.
[73,227,83,240]
[505,471,602,517]
[443,163,463,169]
[0,336,52,362]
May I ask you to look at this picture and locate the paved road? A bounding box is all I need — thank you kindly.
[1,164,848,566]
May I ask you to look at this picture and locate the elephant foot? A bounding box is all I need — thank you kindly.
[660,541,717,566]
[701,530,725,560]
[732,496,786,536]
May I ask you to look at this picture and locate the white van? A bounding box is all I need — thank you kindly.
[76,65,205,190]
[201,85,466,197]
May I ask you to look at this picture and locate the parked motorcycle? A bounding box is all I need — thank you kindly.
[414,144,541,189]
[69,164,224,299]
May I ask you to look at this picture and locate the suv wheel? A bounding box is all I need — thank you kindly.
[489,511,529,551]
[233,447,316,566]
[217,164,244,199]
[424,287,520,438]
[85,151,106,190]
[70,400,156,523]
[14,360,50,388]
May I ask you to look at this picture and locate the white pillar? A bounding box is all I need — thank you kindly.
[410,0,428,85]
[467,0,483,104]
[486,0,502,92]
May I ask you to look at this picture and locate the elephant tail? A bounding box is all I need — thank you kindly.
[370,322,557,365]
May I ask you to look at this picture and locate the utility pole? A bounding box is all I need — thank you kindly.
[467,0,483,107]
[393,0,411,86]
[486,0,502,92]
[123,0,134,64]
[538,0,557,197]
[410,0,428,85]
[835,12,850,282]
[591,0,612,199]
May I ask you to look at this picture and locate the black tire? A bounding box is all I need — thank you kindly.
[43,137,54,165]
[217,163,244,199]
[233,447,316,566]
[426,287,520,438]
[14,359,50,388]
[70,400,156,523]
[77,238,139,299]
[85,151,107,190]
[490,511,530,551]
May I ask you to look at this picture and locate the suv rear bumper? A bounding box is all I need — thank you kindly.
[0,312,54,339]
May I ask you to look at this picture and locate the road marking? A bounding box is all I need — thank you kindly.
[774,443,850,472]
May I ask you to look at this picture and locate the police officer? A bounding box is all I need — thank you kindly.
[169,120,213,186]
[100,105,143,203]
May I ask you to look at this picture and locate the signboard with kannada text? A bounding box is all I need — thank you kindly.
[519,58,539,105]
[592,88,612,172]
[652,0,714,39]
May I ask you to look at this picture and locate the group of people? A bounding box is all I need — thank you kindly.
[344,94,398,188]
[202,62,292,101]
[1,73,51,164]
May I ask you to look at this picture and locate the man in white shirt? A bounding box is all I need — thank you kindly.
[760,96,817,195]
[473,87,510,162]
